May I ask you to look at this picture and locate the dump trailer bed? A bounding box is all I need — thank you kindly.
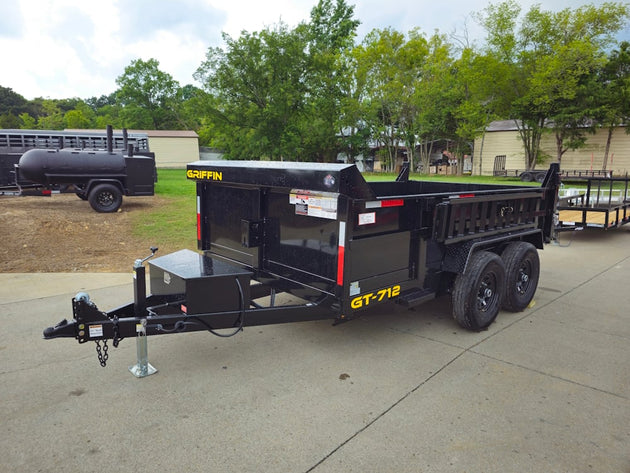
[43,160,560,375]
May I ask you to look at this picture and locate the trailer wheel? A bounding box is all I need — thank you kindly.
[452,251,505,331]
[88,184,122,213]
[534,172,545,183]
[501,242,539,312]
[520,172,533,182]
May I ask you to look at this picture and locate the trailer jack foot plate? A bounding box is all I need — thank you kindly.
[129,362,157,378]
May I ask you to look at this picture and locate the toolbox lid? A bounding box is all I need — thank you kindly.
[149,249,252,281]
[186,160,376,199]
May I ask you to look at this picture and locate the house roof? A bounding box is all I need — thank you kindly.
[485,119,627,132]
[134,130,198,138]
[486,120,520,132]
[65,129,199,138]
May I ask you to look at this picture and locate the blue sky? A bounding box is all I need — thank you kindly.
[1,0,626,100]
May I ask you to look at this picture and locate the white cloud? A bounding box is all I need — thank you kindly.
[207,0,313,38]
[0,1,24,38]
[1,0,627,100]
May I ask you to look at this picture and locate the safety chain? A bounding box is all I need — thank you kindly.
[95,340,109,367]
[94,314,121,367]
[112,315,121,348]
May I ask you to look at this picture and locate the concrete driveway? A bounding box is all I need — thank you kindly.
[1,227,629,472]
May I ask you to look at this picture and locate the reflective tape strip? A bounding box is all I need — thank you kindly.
[365,199,404,208]
[196,195,201,241]
[337,222,346,286]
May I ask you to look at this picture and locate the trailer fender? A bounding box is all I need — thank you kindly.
[441,229,543,274]
[85,179,124,196]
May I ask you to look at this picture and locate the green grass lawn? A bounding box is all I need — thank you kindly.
[131,169,197,250]
[132,167,540,249]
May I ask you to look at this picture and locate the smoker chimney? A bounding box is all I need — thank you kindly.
[106,125,113,153]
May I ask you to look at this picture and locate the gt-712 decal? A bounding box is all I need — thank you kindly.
[350,285,401,309]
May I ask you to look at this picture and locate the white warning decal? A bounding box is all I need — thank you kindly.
[289,189,339,220]
[89,324,103,338]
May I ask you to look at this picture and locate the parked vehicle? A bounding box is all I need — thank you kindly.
[0,126,156,212]
[44,160,560,374]
[557,175,630,230]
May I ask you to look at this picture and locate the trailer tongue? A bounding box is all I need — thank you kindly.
[43,160,560,376]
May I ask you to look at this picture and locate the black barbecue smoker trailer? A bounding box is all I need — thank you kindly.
[0,125,156,213]
[44,160,560,376]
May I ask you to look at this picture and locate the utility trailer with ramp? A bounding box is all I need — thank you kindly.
[43,160,560,376]
[557,174,630,230]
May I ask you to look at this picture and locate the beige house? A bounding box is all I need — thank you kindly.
[138,130,199,167]
[473,120,630,176]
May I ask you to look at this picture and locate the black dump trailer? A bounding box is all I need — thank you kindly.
[44,160,560,374]
[0,126,156,212]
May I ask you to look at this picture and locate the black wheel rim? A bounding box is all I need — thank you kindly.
[477,272,499,312]
[515,259,532,295]
[97,192,114,207]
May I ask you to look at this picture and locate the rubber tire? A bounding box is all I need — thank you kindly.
[534,172,545,183]
[88,183,122,213]
[452,251,505,331]
[520,172,533,182]
[501,242,540,312]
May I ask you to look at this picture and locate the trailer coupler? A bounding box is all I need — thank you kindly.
[43,318,75,339]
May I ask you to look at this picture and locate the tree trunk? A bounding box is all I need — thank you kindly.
[515,118,544,171]
[602,127,613,171]
[555,131,563,163]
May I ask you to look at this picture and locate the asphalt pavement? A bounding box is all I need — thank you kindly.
[1,227,629,473]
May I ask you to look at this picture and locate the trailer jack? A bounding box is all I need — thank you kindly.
[126,247,158,377]
[128,319,156,378]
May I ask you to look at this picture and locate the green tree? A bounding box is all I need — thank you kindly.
[413,33,459,173]
[0,86,29,128]
[302,0,360,161]
[395,29,431,172]
[19,112,36,129]
[86,93,116,111]
[353,28,457,173]
[0,86,28,113]
[195,0,359,161]
[64,101,96,129]
[595,41,630,170]
[116,58,182,129]
[353,28,410,172]
[477,0,630,169]
[35,99,65,129]
[337,48,372,165]
[452,50,496,174]
[195,24,310,159]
